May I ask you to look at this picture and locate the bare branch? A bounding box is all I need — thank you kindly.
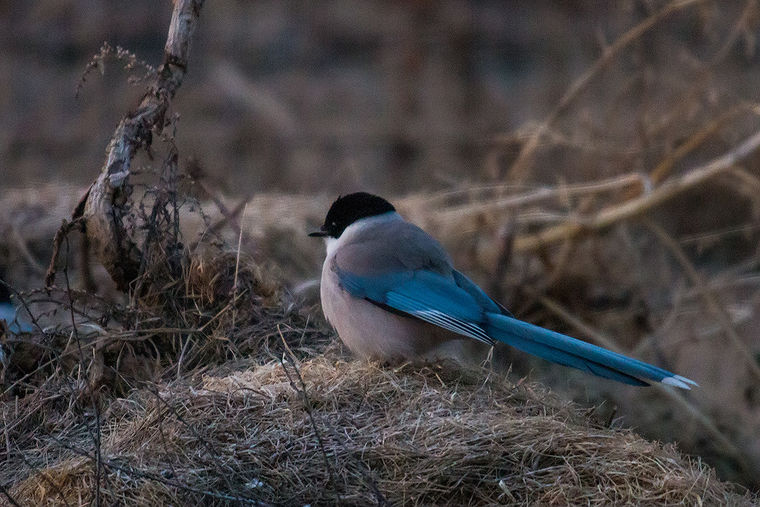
[59,0,205,291]
[506,0,705,183]
[514,128,760,251]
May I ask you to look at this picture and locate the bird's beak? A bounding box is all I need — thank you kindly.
[308,226,328,237]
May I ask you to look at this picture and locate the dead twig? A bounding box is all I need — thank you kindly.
[434,172,650,225]
[191,197,250,250]
[507,0,705,183]
[76,42,156,98]
[45,217,85,288]
[59,0,205,292]
[644,219,760,383]
[514,128,760,251]
[186,158,251,240]
[277,325,338,503]
[647,107,747,187]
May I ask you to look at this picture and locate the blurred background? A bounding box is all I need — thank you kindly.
[2,0,760,491]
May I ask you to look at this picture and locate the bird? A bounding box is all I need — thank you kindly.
[0,282,32,335]
[309,192,697,389]
[0,279,35,370]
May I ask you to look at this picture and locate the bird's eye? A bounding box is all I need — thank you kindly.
[331,222,337,227]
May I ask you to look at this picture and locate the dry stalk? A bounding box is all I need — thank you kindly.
[189,197,250,250]
[507,0,705,183]
[514,128,760,251]
[433,172,650,224]
[644,219,760,382]
[646,106,748,187]
[231,203,247,331]
[712,0,759,63]
[47,0,205,291]
[186,158,251,241]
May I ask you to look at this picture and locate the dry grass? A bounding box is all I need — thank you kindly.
[1,180,758,503]
[8,353,754,505]
[2,166,760,492]
[1,199,754,503]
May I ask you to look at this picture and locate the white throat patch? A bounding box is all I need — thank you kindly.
[325,236,339,258]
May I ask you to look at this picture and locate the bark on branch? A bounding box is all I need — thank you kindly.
[46,0,205,291]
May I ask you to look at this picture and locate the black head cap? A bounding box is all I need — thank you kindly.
[309,192,395,238]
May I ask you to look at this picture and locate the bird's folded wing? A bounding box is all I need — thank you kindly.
[451,269,513,317]
[336,268,496,345]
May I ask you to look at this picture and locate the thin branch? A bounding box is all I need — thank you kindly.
[644,219,760,382]
[507,0,705,182]
[231,203,247,331]
[45,217,84,288]
[277,325,338,502]
[647,107,746,187]
[61,236,105,506]
[186,157,250,239]
[514,128,760,251]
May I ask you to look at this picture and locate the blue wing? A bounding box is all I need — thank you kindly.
[452,269,513,317]
[337,268,496,346]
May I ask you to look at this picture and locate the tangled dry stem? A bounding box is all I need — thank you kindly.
[46,0,206,293]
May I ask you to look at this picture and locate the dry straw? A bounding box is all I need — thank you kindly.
[9,351,754,505]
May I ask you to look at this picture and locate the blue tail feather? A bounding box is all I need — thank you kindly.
[485,313,691,388]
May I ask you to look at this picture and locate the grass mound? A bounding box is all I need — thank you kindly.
[9,353,753,505]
